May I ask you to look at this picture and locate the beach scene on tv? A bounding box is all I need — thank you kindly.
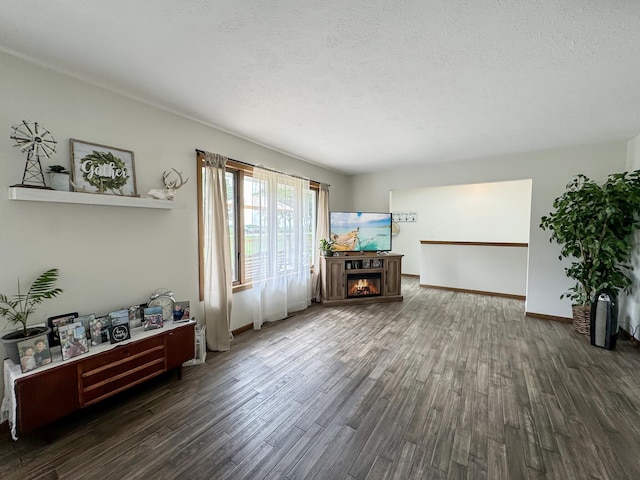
[330,212,392,252]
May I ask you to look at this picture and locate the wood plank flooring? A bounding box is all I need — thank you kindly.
[2,276,640,479]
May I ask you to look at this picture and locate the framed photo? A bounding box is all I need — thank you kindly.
[59,322,90,361]
[89,317,106,346]
[70,139,137,196]
[143,306,163,330]
[94,315,112,344]
[126,303,147,329]
[18,334,52,373]
[109,309,129,321]
[76,314,96,340]
[48,312,79,347]
[173,301,190,322]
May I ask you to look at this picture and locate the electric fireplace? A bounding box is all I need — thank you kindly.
[346,272,382,298]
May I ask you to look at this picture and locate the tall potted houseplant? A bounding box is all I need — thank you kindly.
[0,268,63,363]
[540,171,640,334]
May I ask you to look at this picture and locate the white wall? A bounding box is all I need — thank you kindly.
[0,52,350,375]
[419,243,528,296]
[390,179,532,275]
[621,134,640,339]
[350,143,627,318]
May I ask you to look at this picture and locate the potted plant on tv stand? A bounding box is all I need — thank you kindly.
[320,238,335,256]
[540,171,640,335]
[0,268,63,363]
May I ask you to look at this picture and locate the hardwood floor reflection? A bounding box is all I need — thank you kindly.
[2,276,640,479]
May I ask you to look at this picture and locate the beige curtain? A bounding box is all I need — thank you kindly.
[313,183,330,302]
[202,152,232,351]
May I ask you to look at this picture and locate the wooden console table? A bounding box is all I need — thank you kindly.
[2,321,195,439]
[320,253,403,306]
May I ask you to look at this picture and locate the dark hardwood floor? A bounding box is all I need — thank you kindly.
[2,276,640,479]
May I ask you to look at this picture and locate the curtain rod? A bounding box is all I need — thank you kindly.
[196,149,328,186]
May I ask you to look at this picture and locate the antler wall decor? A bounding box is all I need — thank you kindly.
[145,168,189,200]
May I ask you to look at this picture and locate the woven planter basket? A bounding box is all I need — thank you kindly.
[572,305,591,335]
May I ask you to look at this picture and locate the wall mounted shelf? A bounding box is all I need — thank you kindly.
[8,187,185,209]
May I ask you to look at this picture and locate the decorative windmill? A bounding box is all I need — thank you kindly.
[10,120,57,188]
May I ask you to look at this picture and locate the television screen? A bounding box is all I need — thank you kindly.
[329,211,392,252]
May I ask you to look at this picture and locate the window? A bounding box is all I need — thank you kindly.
[225,170,237,282]
[206,159,317,290]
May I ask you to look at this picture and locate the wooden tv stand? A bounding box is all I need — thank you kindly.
[321,253,403,306]
[6,321,195,437]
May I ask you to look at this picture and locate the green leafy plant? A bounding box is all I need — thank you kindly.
[47,165,69,173]
[540,171,640,307]
[319,238,335,253]
[0,269,63,337]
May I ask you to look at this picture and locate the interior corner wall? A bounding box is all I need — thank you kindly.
[350,142,627,318]
[0,51,350,387]
[621,134,640,339]
[390,179,532,276]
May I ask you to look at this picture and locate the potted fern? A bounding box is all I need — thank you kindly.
[540,171,640,334]
[1,268,63,363]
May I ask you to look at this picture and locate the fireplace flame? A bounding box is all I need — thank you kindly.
[348,278,381,296]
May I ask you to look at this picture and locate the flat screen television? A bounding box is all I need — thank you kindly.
[329,211,392,252]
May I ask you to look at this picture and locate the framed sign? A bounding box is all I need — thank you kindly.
[70,139,137,196]
[109,316,131,344]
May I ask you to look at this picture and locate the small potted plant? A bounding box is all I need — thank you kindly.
[1,269,63,364]
[47,164,71,191]
[320,238,335,256]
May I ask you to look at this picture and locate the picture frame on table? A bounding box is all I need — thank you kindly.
[70,139,137,196]
[126,303,147,329]
[143,306,163,330]
[109,315,131,344]
[17,334,52,373]
[47,312,79,347]
[76,314,96,340]
[109,309,131,344]
[59,322,90,361]
[89,316,111,346]
[173,301,190,322]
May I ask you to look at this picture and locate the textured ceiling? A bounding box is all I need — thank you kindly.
[1,1,640,174]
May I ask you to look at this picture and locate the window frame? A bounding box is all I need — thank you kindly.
[197,154,318,300]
